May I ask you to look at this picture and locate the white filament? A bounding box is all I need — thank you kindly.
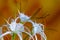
[24,26,30,33]
[17,33,22,40]
[15,17,20,22]
[39,32,47,40]
[0,31,11,38]
[24,31,34,40]
[35,35,38,40]
[2,25,10,31]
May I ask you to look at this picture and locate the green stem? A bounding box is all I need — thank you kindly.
[12,33,16,40]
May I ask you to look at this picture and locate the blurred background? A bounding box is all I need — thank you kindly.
[0,0,60,40]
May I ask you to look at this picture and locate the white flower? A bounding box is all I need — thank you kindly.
[18,10,30,22]
[9,20,16,32]
[28,20,47,40]
[9,19,24,33]
[0,9,46,40]
[15,23,24,33]
[33,23,47,40]
[33,23,44,34]
[19,13,30,22]
[0,17,34,40]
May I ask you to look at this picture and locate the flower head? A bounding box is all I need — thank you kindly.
[18,10,30,22]
[33,22,47,40]
[28,20,47,40]
[8,18,24,33]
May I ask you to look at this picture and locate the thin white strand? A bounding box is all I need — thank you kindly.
[24,31,34,40]
[17,33,22,40]
[39,24,44,31]
[39,32,47,40]
[15,17,20,22]
[35,35,38,40]
[4,18,10,25]
[24,26,30,33]
[8,17,11,23]
[18,9,20,15]
[0,31,11,38]
[2,25,10,31]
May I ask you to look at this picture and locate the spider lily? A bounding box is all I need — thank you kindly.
[17,10,37,40]
[18,10,31,32]
[29,20,47,40]
[18,10,30,23]
[17,10,35,40]
[0,18,23,40]
[0,17,34,40]
[17,10,47,40]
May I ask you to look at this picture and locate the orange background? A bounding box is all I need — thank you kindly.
[0,0,60,40]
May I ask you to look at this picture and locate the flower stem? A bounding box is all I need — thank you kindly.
[12,33,16,40]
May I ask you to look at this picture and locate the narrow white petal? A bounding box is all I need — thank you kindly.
[17,33,22,40]
[0,31,11,38]
[32,34,38,40]
[24,31,34,40]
